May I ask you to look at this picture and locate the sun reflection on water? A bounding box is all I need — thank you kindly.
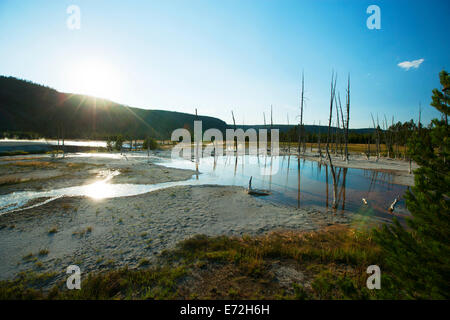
[82,170,121,200]
[83,180,115,199]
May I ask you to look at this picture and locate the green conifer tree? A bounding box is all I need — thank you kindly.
[373,70,449,299]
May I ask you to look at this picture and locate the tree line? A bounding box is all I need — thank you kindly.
[105,135,159,152]
[279,119,423,157]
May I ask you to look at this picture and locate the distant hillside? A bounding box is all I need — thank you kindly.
[0,76,227,140]
[0,76,374,140]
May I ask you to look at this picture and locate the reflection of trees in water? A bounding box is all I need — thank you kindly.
[337,167,348,212]
[284,155,290,192]
[320,163,348,212]
[362,169,395,191]
[269,156,273,190]
[203,154,404,218]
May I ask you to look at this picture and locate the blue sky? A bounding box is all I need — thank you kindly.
[0,0,448,128]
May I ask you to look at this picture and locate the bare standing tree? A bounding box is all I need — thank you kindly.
[270,105,273,154]
[317,120,322,159]
[382,114,393,158]
[344,74,350,163]
[371,113,380,161]
[270,105,273,129]
[338,93,346,159]
[392,116,399,158]
[325,72,338,209]
[286,113,290,154]
[261,112,266,156]
[231,110,237,152]
[298,72,305,155]
[195,108,200,171]
[334,94,340,156]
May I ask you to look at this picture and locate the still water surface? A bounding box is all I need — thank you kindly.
[0,154,408,222]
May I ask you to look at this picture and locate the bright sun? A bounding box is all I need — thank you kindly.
[68,59,122,101]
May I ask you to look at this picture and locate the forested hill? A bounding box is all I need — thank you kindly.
[0,76,227,140]
[0,76,374,140]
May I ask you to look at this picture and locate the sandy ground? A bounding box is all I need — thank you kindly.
[0,149,412,287]
[0,185,347,285]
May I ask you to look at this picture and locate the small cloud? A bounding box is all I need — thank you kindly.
[397,58,424,71]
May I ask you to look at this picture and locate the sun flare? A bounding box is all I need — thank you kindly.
[67,59,122,101]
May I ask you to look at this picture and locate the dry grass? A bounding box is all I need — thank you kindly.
[0,156,41,162]
[0,177,27,186]
[5,161,57,169]
[72,226,93,238]
[0,225,394,300]
[65,163,86,169]
[162,225,388,299]
[38,249,49,256]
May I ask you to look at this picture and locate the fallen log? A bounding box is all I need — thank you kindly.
[247,176,271,196]
[388,196,400,213]
[247,189,271,196]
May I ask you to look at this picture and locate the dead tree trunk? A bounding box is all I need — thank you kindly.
[383,115,391,158]
[298,72,305,155]
[195,108,200,172]
[394,117,399,158]
[287,114,290,154]
[325,72,338,209]
[345,75,350,163]
[270,105,273,129]
[371,113,380,161]
[231,110,237,152]
[388,196,400,213]
[335,96,340,157]
[318,121,322,159]
[270,105,273,154]
[338,94,345,159]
